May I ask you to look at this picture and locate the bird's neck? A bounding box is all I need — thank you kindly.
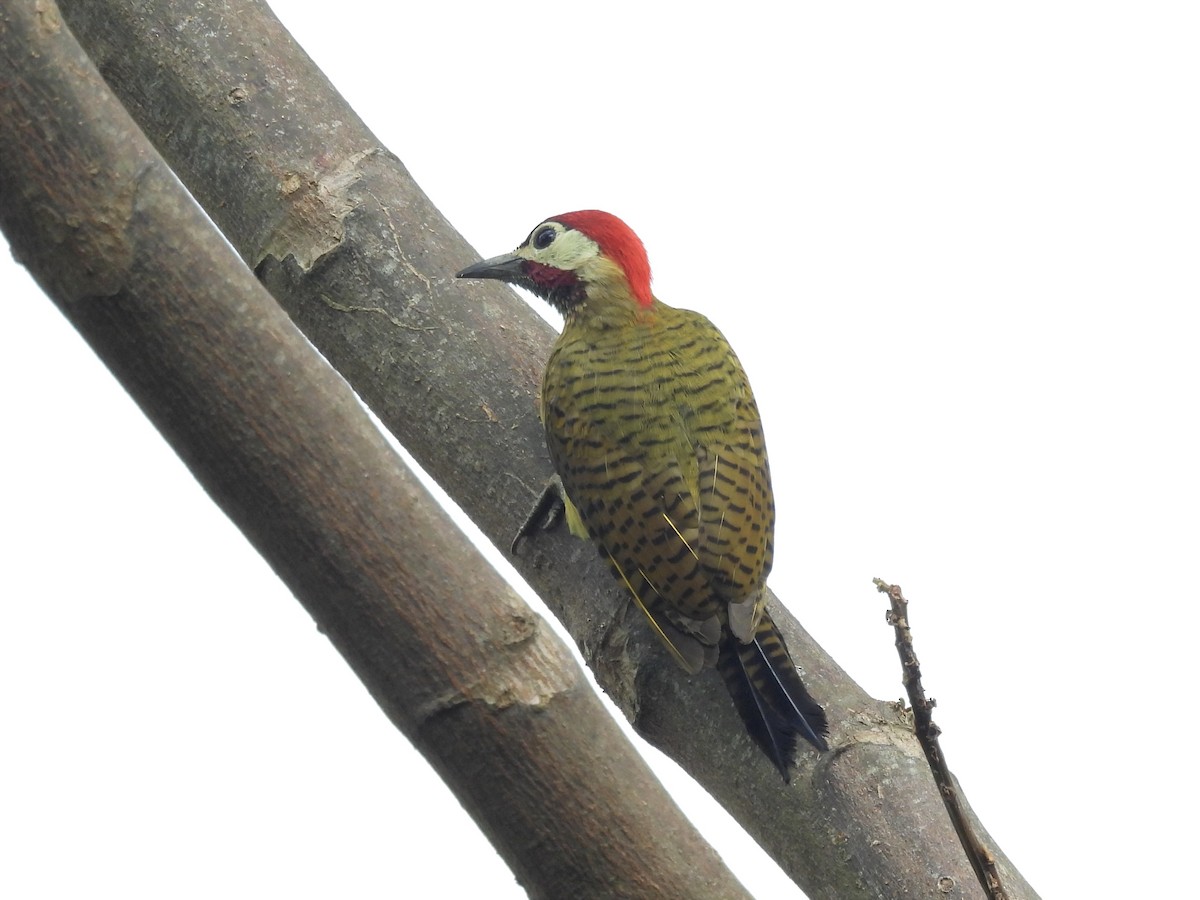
[565,258,660,331]
[565,287,661,332]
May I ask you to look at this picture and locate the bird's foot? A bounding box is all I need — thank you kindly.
[512,475,566,554]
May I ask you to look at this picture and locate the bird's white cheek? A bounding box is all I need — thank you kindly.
[538,230,600,270]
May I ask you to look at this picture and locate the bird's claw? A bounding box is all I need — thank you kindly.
[511,475,567,554]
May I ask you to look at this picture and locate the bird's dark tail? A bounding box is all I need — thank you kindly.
[717,612,829,781]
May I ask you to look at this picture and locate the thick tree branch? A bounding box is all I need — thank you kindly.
[0,5,751,899]
[39,0,1040,896]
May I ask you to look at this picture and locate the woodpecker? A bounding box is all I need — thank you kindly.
[457,210,828,778]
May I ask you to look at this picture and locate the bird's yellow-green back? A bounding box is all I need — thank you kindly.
[542,299,775,670]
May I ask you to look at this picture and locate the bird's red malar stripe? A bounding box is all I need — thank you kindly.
[524,260,579,294]
[555,210,654,308]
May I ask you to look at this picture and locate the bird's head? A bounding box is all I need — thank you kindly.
[456,210,653,317]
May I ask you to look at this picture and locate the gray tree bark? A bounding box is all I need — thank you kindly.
[0,5,751,899]
[3,0,1042,896]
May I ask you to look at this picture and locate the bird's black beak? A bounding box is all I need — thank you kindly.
[456,253,525,281]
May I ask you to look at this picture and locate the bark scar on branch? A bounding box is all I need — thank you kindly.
[256,147,382,272]
[415,622,579,723]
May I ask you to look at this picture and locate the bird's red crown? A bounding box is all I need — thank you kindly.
[553,210,653,308]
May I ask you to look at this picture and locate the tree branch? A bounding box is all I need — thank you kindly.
[878,579,1010,900]
[0,5,751,898]
[39,0,1040,895]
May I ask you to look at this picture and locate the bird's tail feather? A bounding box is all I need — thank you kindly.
[717,612,829,781]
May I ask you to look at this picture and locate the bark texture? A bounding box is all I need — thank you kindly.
[7,0,1042,896]
[0,5,752,898]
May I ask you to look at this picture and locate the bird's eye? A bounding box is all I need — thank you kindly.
[533,226,556,250]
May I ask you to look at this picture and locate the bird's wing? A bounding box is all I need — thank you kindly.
[687,330,775,642]
[551,423,726,635]
[694,438,774,641]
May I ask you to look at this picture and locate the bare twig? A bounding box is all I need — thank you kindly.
[875,578,1010,900]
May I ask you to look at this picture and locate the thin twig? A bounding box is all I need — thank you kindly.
[874,578,1009,900]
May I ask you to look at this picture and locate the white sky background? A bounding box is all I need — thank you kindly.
[3,3,1197,898]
